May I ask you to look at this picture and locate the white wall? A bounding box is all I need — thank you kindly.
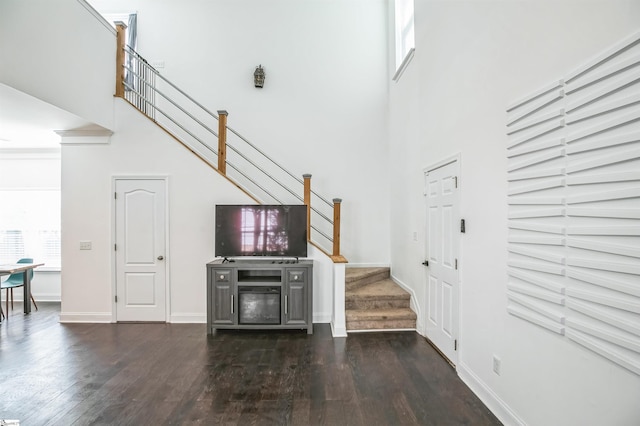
[88,0,391,265]
[60,99,249,320]
[388,1,640,425]
[3,0,389,322]
[12,0,640,423]
[0,0,115,130]
[61,99,335,322]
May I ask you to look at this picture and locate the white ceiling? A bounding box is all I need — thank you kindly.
[0,83,94,148]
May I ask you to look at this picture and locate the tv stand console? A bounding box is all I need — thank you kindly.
[207,259,313,334]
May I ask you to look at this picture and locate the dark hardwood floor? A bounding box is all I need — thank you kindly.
[0,303,501,425]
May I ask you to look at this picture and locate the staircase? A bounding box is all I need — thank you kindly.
[345,267,417,331]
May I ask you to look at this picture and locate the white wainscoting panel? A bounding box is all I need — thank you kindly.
[506,30,640,376]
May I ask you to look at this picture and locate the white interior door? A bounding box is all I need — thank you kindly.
[115,178,167,322]
[425,160,460,365]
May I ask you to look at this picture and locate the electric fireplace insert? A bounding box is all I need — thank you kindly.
[238,285,281,324]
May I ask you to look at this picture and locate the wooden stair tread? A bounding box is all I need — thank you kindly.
[345,267,392,291]
[346,279,410,299]
[347,321,416,330]
[345,267,389,283]
[346,307,417,321]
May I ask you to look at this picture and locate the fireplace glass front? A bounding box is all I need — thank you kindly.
[238,286,281,324]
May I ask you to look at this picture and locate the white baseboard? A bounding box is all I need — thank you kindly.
[170,313,206,323]
[59,312,113,323]
[331,321,347,337]
[347,328,415,333]
[390,273,422,327]
[59,312,326,324]
[457,361,526,426]
[168,312,328,324]
[162,313,329,324]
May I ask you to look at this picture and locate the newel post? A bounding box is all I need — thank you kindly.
[115,22,127,98]
[217,110,228,175]
[303,174,312,241]
[332,198,342,257]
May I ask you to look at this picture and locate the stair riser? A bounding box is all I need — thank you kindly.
[346,319,416,330]
[346,298,410,310]
[346,309,417,322]
[346,269,390,291]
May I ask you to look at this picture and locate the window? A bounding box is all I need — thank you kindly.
[0,190,61,268]
[102,12,137,50]
[393,0,415,81]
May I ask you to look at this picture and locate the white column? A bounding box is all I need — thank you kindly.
[331,262,347,337]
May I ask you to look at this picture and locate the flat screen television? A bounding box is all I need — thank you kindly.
[215,204,308,258]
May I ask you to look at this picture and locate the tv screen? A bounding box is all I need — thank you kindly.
[215,205,308,258]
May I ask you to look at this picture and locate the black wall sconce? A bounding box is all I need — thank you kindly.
[254,65,265,88]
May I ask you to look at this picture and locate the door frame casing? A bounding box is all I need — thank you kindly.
[111,175,171,322]
[422,153,462,366]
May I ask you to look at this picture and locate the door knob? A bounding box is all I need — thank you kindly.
[422,260,429,266]
[157,256,164,260]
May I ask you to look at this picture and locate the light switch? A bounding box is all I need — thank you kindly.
[79,241,92,250]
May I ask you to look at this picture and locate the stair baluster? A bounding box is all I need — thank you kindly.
[217,110,228,175]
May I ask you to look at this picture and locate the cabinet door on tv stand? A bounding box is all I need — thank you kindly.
[213,269,236,325]
[284,269,307,326]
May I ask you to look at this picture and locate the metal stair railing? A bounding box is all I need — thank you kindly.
[118,40,343,259]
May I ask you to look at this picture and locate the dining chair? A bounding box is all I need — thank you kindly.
[1,258,38,314]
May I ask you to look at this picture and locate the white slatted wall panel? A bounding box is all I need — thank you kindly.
[506,31,640,376]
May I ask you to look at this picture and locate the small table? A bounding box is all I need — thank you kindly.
[0,263,44,320]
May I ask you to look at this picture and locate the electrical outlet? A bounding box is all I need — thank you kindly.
[79,241,92,250]
[493,355,501,375]
[413,231,418,241]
